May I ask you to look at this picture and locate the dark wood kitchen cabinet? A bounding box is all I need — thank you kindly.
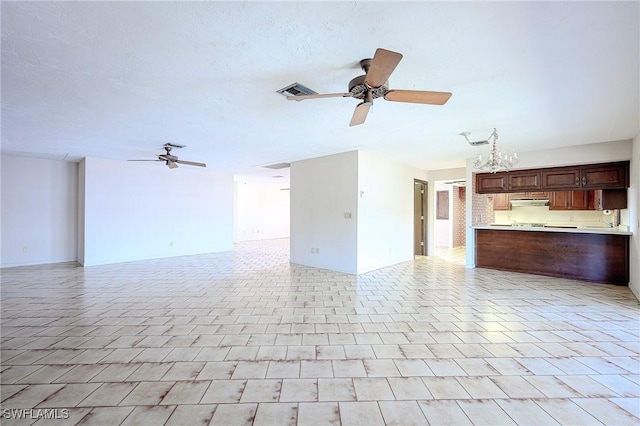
[541,161,629,190]
[476,170,543,194]
[581,162,629,189]
[508,171,541,191]
[549,191,594,210]
[493,193,511,210]
[593,189,628,210]
[541,168,581,190]
[476,173,508,193]
[477,161,629,194]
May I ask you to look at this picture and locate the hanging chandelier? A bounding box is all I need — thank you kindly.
[467,128,518,173]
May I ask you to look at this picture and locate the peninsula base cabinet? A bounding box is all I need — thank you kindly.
[475,229,629,285]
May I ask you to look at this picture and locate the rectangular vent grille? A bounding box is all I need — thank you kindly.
[276,83,317,97]
[263,162,291,170]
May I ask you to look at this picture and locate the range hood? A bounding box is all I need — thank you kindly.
[510,198,549,207]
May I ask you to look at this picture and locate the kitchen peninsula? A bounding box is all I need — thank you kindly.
[473,161,631,285]
[473,225,631,285]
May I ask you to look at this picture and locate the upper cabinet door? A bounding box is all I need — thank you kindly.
[508,171,541,191]
[492,193,511,210]
[581,162,629,189]
[541,168,581,190]
[476,172,508,193]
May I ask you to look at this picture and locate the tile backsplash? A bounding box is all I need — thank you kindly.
[494,206,624,227]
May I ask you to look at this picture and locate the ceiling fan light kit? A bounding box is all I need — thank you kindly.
[285,48,452,126]
[128,144,206,169]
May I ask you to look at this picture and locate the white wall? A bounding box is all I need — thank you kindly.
[234,181,290,242]
[80,157,233,266]
[1,155,78,267]
[356,151,416,274]
[507,139,633,169]
[465,139,634,269]
[628,134,639,300]
[290,151,358,274]
[77,160,86,266]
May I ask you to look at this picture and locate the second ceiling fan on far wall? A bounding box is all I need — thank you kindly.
[286,48,452,126]
[128,143,206,169]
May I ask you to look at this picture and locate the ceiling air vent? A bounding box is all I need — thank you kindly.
[460,132,490,146]
[263,162,291,170]
[276,83,317,97]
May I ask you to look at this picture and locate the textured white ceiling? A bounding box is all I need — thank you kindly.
[2,1,638,180]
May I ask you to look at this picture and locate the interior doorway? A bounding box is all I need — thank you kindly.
[414,180,428,255]
[434,179,467,256]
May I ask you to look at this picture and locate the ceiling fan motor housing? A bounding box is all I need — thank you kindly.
[348,75,388,100]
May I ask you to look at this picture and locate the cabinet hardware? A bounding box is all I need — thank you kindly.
[582,176,587,185]
[574,177,579,186]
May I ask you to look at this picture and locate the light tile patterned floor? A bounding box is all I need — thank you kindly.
[1,238,638,425]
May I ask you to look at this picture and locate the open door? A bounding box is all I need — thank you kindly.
[414,180,428,255]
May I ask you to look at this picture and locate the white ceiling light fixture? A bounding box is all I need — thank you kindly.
[465,128,518,173]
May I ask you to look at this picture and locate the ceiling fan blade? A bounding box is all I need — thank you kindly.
[349,101,371,127]
[287,93,353,101]
[365,48,403,88]
[128,159,163,162]
[384,89,452,105]
[167,161,178,169]
[175,159,207,168]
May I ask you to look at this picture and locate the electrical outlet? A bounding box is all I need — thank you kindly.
[311,247,314,254]
[22,246,28,253]
[170,241,174,247]
[315,248,320,254]
[344,212,352,219]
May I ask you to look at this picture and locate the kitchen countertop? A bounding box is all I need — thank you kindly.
[473,224,632,236]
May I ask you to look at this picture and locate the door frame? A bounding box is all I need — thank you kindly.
[414,179,428,256]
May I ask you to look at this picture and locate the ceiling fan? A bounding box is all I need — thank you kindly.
[286,48,452,126]
[128,143,206,169]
